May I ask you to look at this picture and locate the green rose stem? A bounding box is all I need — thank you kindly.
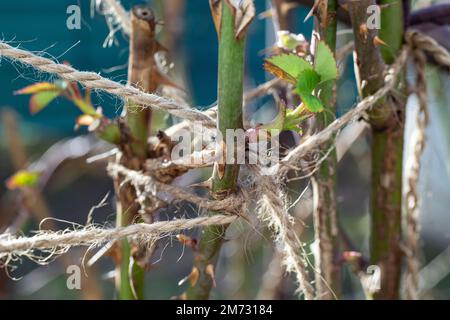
[348,0,405,299]
[311,0,340,299]
[185,1,251,300]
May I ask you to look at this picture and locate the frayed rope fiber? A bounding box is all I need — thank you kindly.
[0,42,215,126]
[100,0,131,35]
[0,215,236,259]
[250,165,315,300]
[107,162,245,215]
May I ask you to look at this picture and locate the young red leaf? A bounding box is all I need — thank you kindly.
[72,98,98,116]
[14,82,60,95]
[6,170,40,190]
[29,91,61,114]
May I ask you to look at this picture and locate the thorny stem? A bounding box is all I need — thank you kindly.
[311,0,340,300]
[371,0,406,300]
[115,4,160,300]
[185,0,249,300]
[125,5,160,159]
[379,0,404,64]
[348,0,405,299]
[95,120,121,145]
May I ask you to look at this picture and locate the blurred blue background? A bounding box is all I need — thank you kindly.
[2,0,449,300]
[0,0,317,135]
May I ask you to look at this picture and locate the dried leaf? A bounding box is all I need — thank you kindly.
[280,2,299,16]
[264,61,296,84]
[229,0,255,39]
[6,170,40,190]
[209,0,222,36]
[211,0,255,39]
[264,53,312,84]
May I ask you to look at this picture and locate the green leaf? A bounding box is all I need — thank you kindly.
[298,93,323,113]
[294,69,323,113]
[29,91,61,114]
[315,79,335,109]
[295,69,320,93]
[284,109,305,132]
[264,53,312,83]
[314,41,338,82]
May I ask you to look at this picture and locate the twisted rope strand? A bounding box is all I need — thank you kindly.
[0,41,215,126]
[404,39,430,300]
[407,31,450,69]
[0,215,236,259]
[250,165,315,300]
[107,163,244,214]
